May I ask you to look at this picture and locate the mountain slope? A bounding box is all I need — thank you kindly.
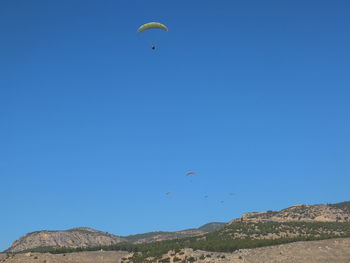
[5,223,226,253]
[2,238,350,263]
[6,227,126,253]
[230,203,350,224]
[198,222,226,232]
[328,201,350,214]
[5,201,350,254]
[123,222,226,243]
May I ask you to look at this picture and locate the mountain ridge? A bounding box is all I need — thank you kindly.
[5,222,226,253]
[230,202,350,224]
[6,227,126,253]
[5,201,350,253]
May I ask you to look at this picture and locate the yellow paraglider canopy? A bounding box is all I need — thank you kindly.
[137,22,168,33]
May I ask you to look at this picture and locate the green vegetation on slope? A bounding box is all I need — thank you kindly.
[19,222,350,262]
[329,201,350,214]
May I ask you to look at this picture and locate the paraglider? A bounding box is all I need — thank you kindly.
[185,171,196,176]
[137,22,168,50]
[137,22,168,33]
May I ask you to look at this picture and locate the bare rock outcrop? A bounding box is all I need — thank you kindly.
[230,203,350,224]
[7,227,126,253]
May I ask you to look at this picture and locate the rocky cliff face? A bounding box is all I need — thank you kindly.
[5,223,226,253]
[7,227,126,253]
[230,203,350,224]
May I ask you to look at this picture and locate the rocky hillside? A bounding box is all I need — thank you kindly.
[213,221,350,240]
[5,201,349,254]
[130,238,350,263]
[6,227,126,253]
[2,238,350,263]
[5,223,226,253]
[230,202,350,224]
[30,221,350,262]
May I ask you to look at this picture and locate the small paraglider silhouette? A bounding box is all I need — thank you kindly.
[165,192,172,195]
[185,171,196,176]
[151,45,156,50]
[185,171,196,183]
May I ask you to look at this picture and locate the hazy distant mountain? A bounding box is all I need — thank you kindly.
[198,222,227,232]
[123,222,226,243]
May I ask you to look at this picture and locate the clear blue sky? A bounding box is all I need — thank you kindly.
[1,0,349,251]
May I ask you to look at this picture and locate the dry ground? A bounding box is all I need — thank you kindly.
[0,251,130,263]
[1,238,350,263]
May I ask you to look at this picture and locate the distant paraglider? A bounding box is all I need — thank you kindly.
[137,22,168,33]
[185,171,196,176]
[137,22,168,50]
